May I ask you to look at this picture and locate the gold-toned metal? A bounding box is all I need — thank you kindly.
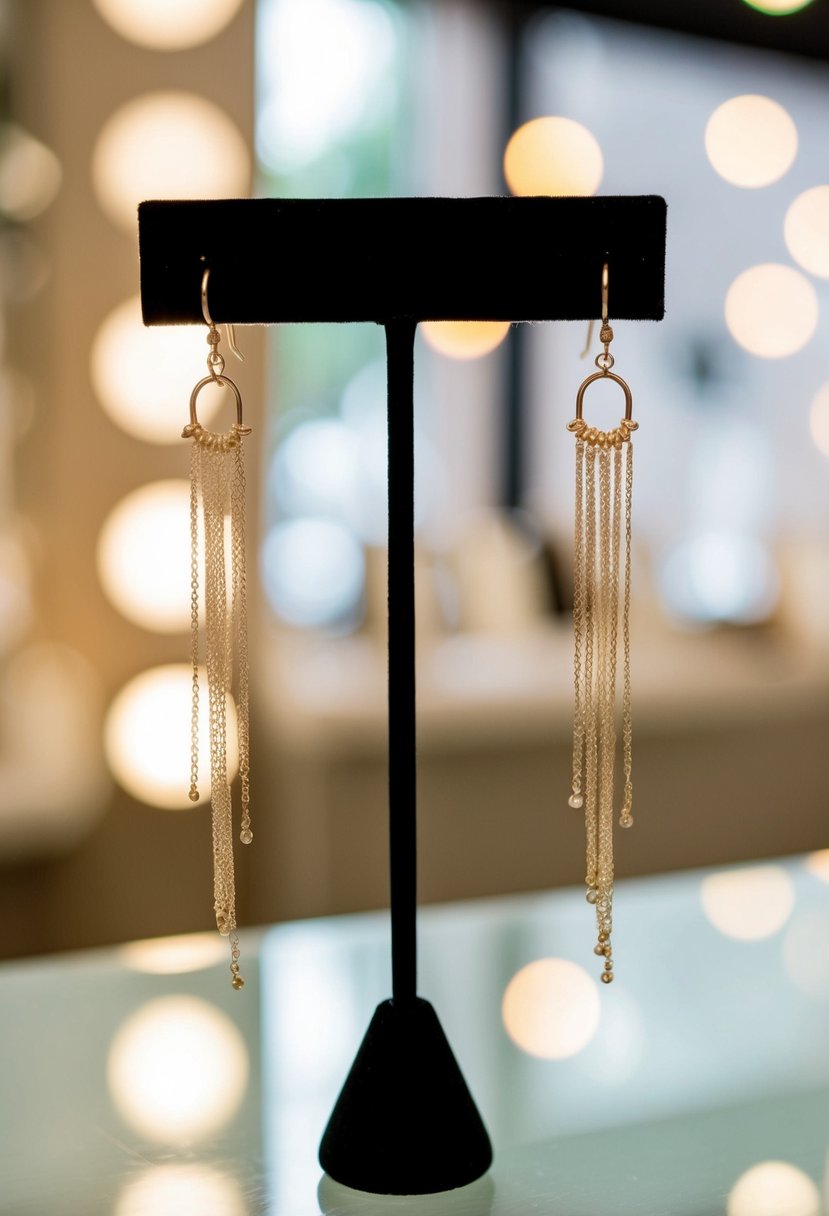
[185,374,251,438]
[184,309,253,991]
[201,266,245,365]
[573,368,634,424]
[567,262,637,981]
[601,261,609,324]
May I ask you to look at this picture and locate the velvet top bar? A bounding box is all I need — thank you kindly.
[138,196,666,326]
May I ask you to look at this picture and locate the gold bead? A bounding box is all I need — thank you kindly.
[598,930,609,942]
[594,944,605,956]
[240,827,253,845]
[601,971,614,984]
[188,786,199,803]
[231,974,245,990]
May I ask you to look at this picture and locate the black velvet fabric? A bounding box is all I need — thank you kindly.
[319,998,493,1195]
[138,196,666,325]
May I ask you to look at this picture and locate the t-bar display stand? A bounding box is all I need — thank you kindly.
[138,195,667,1196]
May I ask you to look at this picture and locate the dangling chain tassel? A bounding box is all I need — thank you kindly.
[185,329,253,991]
[567,310,637,983]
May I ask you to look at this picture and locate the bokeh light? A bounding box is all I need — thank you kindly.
[261,517,365,628]
[91,295,221,443]
[783,913,829,1001]
[119,932,226,976]
[725,264,817,358]
[0,123,61,221]
[659,532,779,625]
[700,866,795,941]
[421,321,511,360]
[274,419,362,526]
[97,481,191,633]
[805,850,829,882]
[808,384,829,460]
[92,92,249,233]
[741,0,815,12]
[257,0,396,173]
[785,186,829,279]
[115,1164,246,1216]
[104,664,238,809]
[107,996,248,1144]
[727,1161,820,1216]
[92,0,245,50]
[502,958,601,1060]
[503,117,603,197]
[705,95,797,188]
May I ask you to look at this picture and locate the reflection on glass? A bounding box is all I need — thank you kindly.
[724,264,817,358]
[119,932,226,975]
[107,996,248,1144]
[804,850,829,883]
[785,186,829,279]
[91,295,221,444]
[97,481,192,633]
[727,1160,820,1216]
[92,92,249,233]
[318,1172,495,1215]
[705,95,797,188]
[783,913,829,1001]
[700,867,795,941]
[421,321,511,361]
[104,664,238,809]
[503,116,603,196]
[502,958,600,1060]
[115,1162,246,1216]
[741,0,815,12]
[92,0,245,50]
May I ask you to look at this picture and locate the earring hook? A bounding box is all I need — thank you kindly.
[580,263,610,358]
[200,267,245,364]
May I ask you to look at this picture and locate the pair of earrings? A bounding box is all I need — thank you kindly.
[178,265,638,992]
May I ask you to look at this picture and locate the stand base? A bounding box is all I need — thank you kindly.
[319,997,493,1195]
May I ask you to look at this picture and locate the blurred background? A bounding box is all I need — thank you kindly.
[0,0,828,961]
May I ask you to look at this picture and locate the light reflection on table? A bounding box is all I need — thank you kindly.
[2,855,829,1214]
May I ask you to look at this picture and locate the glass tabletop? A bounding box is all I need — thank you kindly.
[2,854,829,1215]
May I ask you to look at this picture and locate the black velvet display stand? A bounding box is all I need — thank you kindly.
[138,196,667,1197]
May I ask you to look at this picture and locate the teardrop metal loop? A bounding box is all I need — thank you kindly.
[575,369,633,423]
[186,374,251,436]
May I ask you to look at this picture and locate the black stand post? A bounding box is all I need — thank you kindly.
[318,319,492,1193]
[386,319,418,1010]
[137,195,666,1197]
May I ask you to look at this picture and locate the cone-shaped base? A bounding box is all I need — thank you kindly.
[319,997,492,1195]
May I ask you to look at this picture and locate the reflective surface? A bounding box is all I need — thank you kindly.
[3,856,829,1213]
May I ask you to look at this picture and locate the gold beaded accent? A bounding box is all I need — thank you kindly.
[568,293,636,983]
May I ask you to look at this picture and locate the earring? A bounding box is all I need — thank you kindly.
[183,268,252,991]
[566,263,636,984]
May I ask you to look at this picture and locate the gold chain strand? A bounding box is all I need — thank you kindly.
[583,444,599,895]
[569,439,586,809]
[596,448,613,896]
[202,449,235,942]
[620,440,634,828]
[232,444,252,846]
[189,442,201,805]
